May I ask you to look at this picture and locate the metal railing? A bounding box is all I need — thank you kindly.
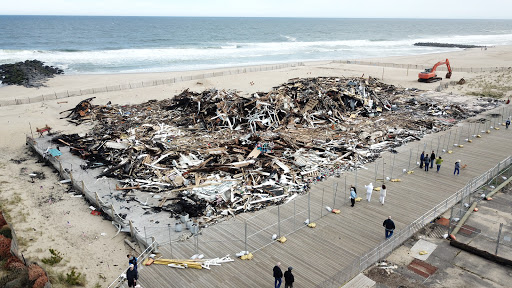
[108,240,158,288]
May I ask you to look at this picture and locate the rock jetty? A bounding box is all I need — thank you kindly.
[0,60,63,88]
[414,42,484,49]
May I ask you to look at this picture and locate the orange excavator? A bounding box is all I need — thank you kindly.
[418,59,452,83]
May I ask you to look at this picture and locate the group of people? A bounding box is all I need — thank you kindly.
[419,150,444,172]
[349,183,387,206]
[420,151,461,175]
[273,262,294,288]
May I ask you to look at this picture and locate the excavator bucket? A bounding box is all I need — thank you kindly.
[446,72,452,79]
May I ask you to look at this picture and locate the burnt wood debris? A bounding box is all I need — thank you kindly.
[50,76,499,221]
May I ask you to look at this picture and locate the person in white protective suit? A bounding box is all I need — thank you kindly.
[365,182,373,202]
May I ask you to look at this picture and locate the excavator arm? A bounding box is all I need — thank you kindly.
[418,58,452,82]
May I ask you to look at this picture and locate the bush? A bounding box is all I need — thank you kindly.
[0,226,12,239]
[41,249,63,266]
[65,267,85,286]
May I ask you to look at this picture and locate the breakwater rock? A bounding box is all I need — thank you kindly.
[414,42,484,49]
[0,60,64,88]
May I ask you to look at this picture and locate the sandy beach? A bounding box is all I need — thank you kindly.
[1,46,511,287]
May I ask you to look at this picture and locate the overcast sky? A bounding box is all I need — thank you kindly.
[1,0,510,19]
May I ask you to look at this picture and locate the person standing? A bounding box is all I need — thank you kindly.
[273,262,283,288]
[284,267,294,288]
[380,184,387,205]
[435,156,443,172]
[419,151,425,168]
[424,154,430,171]
[350,186,357,207]
[506,118,510,129]
[127,253,138,271]
[383,216,395,239]
[365,182,373,202]
[430,151,436,169]
[454,160,460,175]
[126,264,138,288]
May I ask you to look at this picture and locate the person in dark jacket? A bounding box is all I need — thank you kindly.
[127,253,138,271]
[126,264,138,287]
[284,267,294,288]
[430,151,436,169]
[419,151,425,168]
[273,262,283,288]
[383,216,395,239]
[454,160,460,175]
[424,154,430,171]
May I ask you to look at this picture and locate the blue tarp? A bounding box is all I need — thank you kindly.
[48,148,62,157]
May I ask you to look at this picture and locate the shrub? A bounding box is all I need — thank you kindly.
[41,249,63,266]
[65,267,85,286]
[0,225,12,239]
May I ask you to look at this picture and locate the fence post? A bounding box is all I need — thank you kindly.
[168,224,173,258]
[345,176,347,203]
[308,191,311,222]
[375,161,378,183]
[390,153,396,179]
[355,168,358,188]
[321,188,325,217]
[245,221,248,253]
[59,161,63,175]
[382,157,385,183]
[495,223,503,255]
[129,220,135,240]
[293,200,296,231]
[408,149,412,172]
[278,205,281,237]
[446,131,451,151]
[333,183,338,208]
[436,136,440,155]
[81,180,85,194]
[95,192,101,208]
[110,204,115,220]
[195,234,199,254]
[144,226,148,246]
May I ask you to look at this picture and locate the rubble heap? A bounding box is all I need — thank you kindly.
[52,77,481,219]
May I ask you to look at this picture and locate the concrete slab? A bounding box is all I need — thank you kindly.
[343,273,375,288]
[410,239,437,261]
[454,250,512,287]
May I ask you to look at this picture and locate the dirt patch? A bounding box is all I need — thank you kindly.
[365,263,429,288]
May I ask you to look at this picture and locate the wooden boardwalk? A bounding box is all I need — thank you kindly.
[137,106,512,288]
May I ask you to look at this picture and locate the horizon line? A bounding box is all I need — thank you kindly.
[1,14,511,20]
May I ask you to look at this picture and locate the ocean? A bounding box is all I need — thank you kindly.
[1,16,512,74]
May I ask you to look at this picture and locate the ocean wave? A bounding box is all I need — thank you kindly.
[1,33,511,73]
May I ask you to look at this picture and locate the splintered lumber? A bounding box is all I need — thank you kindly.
[50,76,501,223]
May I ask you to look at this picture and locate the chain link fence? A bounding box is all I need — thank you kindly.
[319,155,512,287]
[0,62,304,107]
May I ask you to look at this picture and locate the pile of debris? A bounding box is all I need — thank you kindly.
[51,77,482,220]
